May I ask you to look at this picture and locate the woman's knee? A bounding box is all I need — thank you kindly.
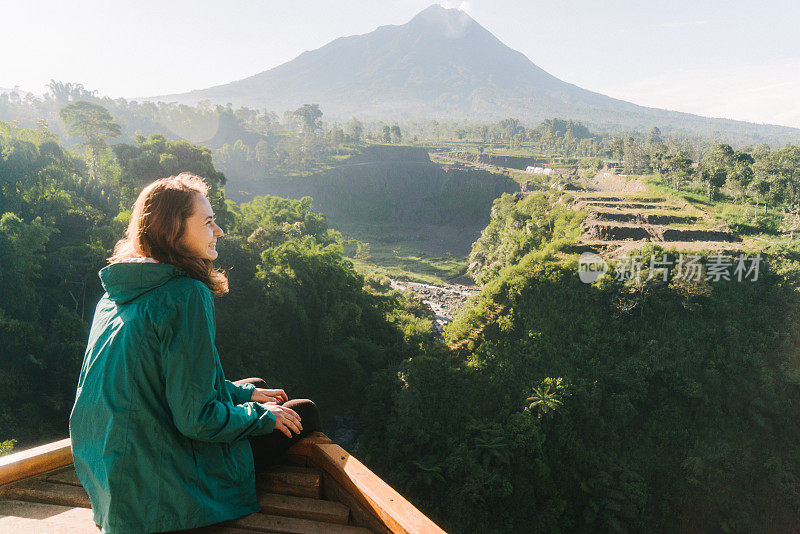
[284,398,317,414]
[284,399,321,431]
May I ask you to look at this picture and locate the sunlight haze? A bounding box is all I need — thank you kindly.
[3,0,798,126]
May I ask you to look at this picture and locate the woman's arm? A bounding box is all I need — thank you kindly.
[225,380,288,404]
[225,380,256,405]
[158,283,276,442]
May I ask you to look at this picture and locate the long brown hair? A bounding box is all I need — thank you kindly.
[108,173,229,296]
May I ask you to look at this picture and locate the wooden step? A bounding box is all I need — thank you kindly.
[228,511,372,534]
[256,466,321,499]
[257,492,349,524]
[273,453,308,467]
[0,499,96,533]
[182,526,272,534]
[0,478,91,508]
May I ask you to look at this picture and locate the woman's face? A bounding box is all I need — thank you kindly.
[180,193,224,261]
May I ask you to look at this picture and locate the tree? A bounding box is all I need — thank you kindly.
[498,118,521,142]
[478,125,489,143]
[59,101,121,181]
[622,136,649,175]
[47,81,95,104]
[328,125,345,145]
[346,118,363,143]
[382,125,392,143]
[390,125,402,144]
[647,128,668,174]
[292,104,323,134]
[647,126,663,144]
[663,152,693,191]
[112,134,227,216]
[699,143,735,201]
[749,177,772,215]
[780,204,800,242]
[525,377,568,419]
[607,137,625,161]
[728,151,755,204]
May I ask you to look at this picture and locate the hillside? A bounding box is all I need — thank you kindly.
[357,170,800,531]
[566,179,752,259]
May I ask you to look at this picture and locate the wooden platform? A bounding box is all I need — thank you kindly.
[0,434,446,534]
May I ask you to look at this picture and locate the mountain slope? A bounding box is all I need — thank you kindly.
[150,5,800,143]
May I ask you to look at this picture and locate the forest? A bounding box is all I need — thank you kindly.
[2,90,800,533]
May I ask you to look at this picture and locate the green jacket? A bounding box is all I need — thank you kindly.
[69,261,276,534]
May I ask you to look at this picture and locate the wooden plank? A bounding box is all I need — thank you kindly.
[0,478,91,508]
[228,512,372,534]
[256,466,321,499]
[274,453,308,467]
[0,500,258,534]
[311,444,446,534]
[0,499,96,533]
[170,526,262,534]
[257,492,349,524]
[321,471,391,534]
[284,432,332,458]
[0,438,72,486]
[46,466,83,487]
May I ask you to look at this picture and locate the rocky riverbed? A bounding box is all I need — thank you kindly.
[389,279,479,333]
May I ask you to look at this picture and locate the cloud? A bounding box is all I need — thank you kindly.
[441,0,472,13]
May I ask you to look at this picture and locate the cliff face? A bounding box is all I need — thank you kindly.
[347,146,432,164]
[242,148,516,227]
[445,151,550,170]
[221,145,519,254]
[312,162,518,227]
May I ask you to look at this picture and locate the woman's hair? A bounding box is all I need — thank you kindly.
[108,172,229,296]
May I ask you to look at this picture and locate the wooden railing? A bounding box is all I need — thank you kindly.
[0,435,447,533]
[0,438,72,486]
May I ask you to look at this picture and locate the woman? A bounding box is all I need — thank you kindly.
[69,173,321,533]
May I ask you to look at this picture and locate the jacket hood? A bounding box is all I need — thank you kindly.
[99,261,188,304]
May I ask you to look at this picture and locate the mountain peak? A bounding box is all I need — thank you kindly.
[147,2,800,142]
[407,4,478,38]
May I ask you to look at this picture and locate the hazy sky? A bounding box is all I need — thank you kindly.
[3,0,799,127]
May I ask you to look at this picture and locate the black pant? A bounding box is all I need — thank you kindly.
[232,377,322,472]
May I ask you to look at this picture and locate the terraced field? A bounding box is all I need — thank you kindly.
[567,192,749,259]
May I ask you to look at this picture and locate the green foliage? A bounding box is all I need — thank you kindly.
[112,134,228,222]
[0,124,111,444]
[231,195,336,247]
[59,101,121,142]
[353,187,800,531]
[409,249,800,532]
[525,377,568,419]
[1,124,437,454]
[292,104,323,134]
[0,439,16,457]
[7,93,800,534]
[467,192,585,284]
[0,213,53,321]
[59,101,121,182]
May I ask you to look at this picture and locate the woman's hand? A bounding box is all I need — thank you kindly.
[250,388,288,404]
[260,404,303,438]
